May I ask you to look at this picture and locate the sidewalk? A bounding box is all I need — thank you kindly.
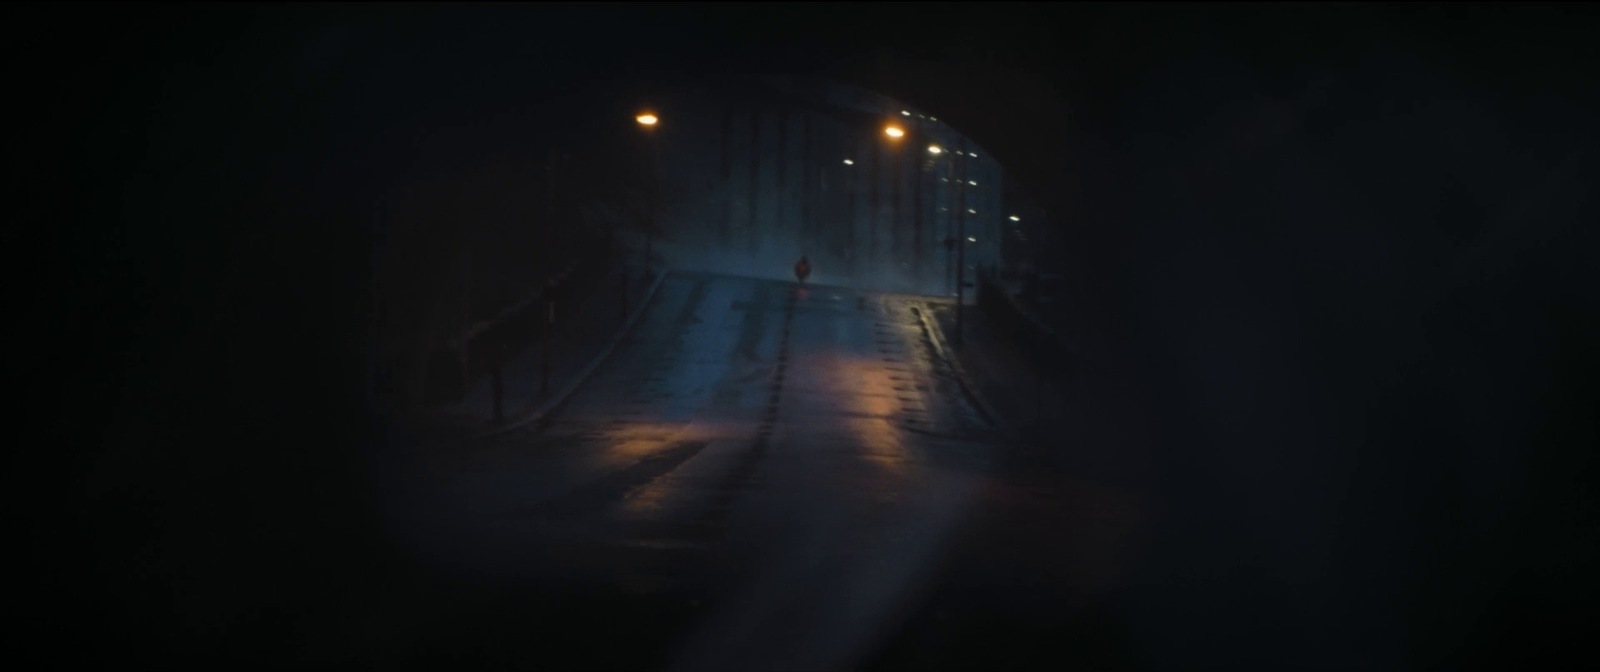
[389,264,663,452]
[447,264,662,432]
[925,296,1151,487]
[925,300,1075,443]
[983,270,1084,369]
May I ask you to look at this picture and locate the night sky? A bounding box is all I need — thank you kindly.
[16,3,1599,669]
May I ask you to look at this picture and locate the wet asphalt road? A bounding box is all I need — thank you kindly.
[358,272,1147,671]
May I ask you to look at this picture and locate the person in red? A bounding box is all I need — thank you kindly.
[793,255,811,284]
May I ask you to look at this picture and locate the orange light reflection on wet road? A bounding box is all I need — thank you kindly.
[826,354,915,476]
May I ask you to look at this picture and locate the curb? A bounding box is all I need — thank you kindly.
[464,269,671,442]
[911,301,1004,433]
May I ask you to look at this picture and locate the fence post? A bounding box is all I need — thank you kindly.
[491,357,504,424]
[543,286,555,398]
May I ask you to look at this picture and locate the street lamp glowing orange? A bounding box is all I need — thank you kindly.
[636,113,659,126]
[884,125,905,139]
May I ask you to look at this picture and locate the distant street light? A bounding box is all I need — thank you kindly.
[1009,215,1021,221]
[884,125,905,139]
[927,144,943,155]
[843,158,854,165]
[635,113,658,126]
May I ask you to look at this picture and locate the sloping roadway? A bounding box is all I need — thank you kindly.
[359,270,1146,671]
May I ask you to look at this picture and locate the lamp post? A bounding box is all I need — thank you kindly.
[921,136,966,344]
[891,121,970,294]
[884,123,905,276]
[635,112,660,274]
[910,135,925,283]
[842,156,857,278]
[955,138,969,347]
[541,148,559,400]
[928,143,955,297]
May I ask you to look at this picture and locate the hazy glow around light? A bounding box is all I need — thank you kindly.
[968,180,978,186]
[901,110,911,116]
[927,145,943,154]
[967,236,977,242]
[843,158,854,165]
[968,209,977,214]
[884,126,905,139]
[1009,215,1021,221]
[635,113,658,126]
